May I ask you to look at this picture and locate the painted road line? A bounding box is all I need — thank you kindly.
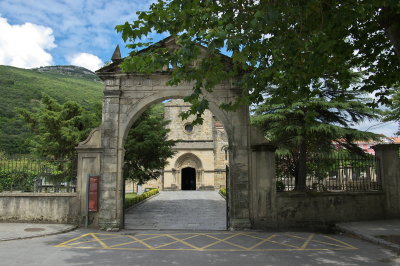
[55,232,358,252]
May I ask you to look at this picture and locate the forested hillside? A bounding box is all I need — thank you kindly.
[0,65,103,154]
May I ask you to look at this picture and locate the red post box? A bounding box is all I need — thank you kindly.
[88,176,99,212]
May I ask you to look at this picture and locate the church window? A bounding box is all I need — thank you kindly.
[184,123,193,133]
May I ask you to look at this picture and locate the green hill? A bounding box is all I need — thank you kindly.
[0,65,104,154]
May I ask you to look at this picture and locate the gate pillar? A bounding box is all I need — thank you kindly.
[76,128,103,227]
[250,143,276,228]
[374,144,400,218]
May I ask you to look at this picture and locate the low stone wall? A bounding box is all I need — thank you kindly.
[0,193,80,224]
[275,192,385,229]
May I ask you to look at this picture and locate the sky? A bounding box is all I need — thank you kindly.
[0,0,398,136]
[0,0,162,71]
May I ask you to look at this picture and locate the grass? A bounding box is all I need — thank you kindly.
[125,192,137,200]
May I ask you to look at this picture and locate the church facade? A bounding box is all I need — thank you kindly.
[136,99,229,191]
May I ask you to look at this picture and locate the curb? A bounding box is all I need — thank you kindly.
[0,224,77,242]
[218,191,226,199]
[336,224,400,254]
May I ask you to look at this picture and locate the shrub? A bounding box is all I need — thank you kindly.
[0,169,37,192]
[276,180,286,192]
[125,188,159,209]
[219,187,227,198]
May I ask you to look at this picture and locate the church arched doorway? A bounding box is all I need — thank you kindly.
[181,167,196,190]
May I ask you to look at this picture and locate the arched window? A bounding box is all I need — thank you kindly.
[222,146,229,161]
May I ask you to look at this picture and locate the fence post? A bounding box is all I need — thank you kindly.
[373,144,400,218]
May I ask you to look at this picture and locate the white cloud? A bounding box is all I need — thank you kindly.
[0,0,154,65]
[0,17,56,68]
[68,52,103,71]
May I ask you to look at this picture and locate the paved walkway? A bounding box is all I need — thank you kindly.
[336,219,400,253]
[125,191,227,230]
[0,223,76,241]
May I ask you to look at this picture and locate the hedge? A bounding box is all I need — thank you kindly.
[219,187,227,198]
[125,188,159,209]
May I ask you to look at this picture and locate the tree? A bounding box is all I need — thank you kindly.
[384,86,400,135]
[251,84,381,190]
[116,0,398,190]
[0,116,32,155]
[123,104,176,185]
[116,0,399,119]
[19,95,176,184]
[18,95,101,159]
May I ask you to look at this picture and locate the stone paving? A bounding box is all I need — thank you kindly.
[124,191,227,230]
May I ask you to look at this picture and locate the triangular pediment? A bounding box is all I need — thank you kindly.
[96,36,234,78]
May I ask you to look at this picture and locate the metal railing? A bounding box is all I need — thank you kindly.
[276,153,381,192]
[0,156,77,192]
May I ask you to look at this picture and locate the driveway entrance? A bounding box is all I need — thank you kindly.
[76,37,276,230]
[125,191,226,230]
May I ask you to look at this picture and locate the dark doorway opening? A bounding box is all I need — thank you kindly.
[181,167,196,190]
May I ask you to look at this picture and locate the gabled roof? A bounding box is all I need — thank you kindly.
[95,36,234,77]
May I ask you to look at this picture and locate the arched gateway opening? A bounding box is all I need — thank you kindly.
[181,167,196,190]
[76,36,276,230]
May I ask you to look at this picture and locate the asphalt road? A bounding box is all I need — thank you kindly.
[1,228,399,266]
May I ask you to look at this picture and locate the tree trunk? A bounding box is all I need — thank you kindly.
[296,138,307,191]
[379,7,400,61]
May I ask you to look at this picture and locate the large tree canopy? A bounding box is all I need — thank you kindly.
[116,0,399,190]
[117,0,400,118]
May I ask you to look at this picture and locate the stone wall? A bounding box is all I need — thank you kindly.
[214,121,229,174]
[0,193,80,224]
[165,99,214,141]
[275,192,385,229]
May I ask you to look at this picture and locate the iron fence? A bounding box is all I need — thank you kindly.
[276,153,381,192]
[0,156,77,192]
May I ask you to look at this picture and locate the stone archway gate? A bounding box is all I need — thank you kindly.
[76,37,276,230]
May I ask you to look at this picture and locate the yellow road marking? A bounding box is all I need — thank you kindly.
[323,235,357,249]
[55,232,358,252]
[153,234,200,249]
[165,234,203,250]
[126,235,154,249]
[108,235,161,248]
[265,239,301,249]
[90,233,109,249]
[248,234,277,250]
[54,233,91,247]
[246,233,302,249]
[204,233,252,250]
[286,234,351,249]
[300,233,314,249]
[67,235,123,246]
